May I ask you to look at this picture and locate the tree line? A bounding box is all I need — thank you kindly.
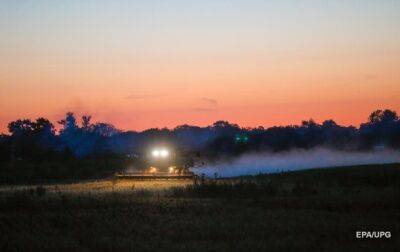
[1,109,399,163]
[0,109,399,183]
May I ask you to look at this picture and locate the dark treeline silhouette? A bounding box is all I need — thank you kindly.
[0,109,399,183]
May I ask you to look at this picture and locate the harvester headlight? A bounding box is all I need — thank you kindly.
[152,148,169,158]
[160,149,169,157]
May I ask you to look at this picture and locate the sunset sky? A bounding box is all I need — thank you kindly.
[1,0,400,133]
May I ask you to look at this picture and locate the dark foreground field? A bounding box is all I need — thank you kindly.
[1,164,399,251]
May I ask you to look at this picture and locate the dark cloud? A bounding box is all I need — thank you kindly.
[201,97,218,106]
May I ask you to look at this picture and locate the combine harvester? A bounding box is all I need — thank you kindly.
[116,147,196,180]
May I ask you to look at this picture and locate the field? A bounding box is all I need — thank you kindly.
[1,164,399,251]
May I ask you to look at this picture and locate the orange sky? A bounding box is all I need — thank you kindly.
[1,1,400,133]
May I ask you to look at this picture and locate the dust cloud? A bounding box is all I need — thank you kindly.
[193,148,400,178]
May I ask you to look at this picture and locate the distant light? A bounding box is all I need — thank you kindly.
[160,149,169,157]
[149,167,157,173]
[152,149,169,158]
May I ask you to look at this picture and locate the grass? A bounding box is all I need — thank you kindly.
[0,163,399,251]
[0,157,128,185]
[0,179,192,194]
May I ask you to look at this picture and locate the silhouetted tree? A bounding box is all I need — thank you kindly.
[321,120,356,149]
[360,109,400,148]
[58,112,78,134]
[82,115,92,131]
[368,109,398,124]
[7,118,56,160]
[8,119,35,136]
[91,123,120,137]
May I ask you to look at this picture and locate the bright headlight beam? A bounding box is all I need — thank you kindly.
[160,150,168,157]
[152,149,168,158]
[152,150,160,157]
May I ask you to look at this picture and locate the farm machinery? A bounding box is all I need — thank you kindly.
[116,147,196,180]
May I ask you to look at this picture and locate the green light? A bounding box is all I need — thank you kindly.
[235,135,249,143]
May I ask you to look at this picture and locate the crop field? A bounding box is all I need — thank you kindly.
[0,164,399,251]
[0,179,192,194]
